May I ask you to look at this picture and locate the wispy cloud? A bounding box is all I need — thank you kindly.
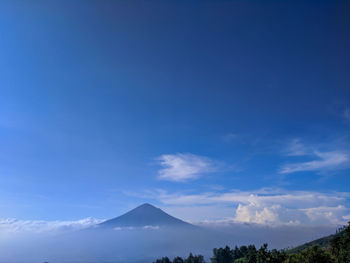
[156,153,217,182]
[279,151,349,174]
[148,189,350,225]
[279,138,350,174]
[284,138,309,156]
[344,108,350,121]
[222,133,238,142]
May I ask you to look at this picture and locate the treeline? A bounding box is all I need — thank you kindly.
[153,222,350,263]
[153,253,205,263]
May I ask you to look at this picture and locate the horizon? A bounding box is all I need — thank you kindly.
[1,202,342,253]
[1,1,350,257]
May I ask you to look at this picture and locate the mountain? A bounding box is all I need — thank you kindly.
[99,203,194,228]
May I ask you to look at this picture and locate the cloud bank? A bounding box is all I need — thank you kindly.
[0,217,105,234]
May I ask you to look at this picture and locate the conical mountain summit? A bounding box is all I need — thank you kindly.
[99,203,194,228]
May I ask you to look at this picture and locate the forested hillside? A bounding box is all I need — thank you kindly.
[287,226,346,254]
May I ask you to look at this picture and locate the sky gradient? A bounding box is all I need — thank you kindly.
[1,0,350,227]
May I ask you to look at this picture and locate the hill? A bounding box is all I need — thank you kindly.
[287,227,346,254]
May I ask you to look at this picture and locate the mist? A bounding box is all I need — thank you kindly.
[0,222,338,263]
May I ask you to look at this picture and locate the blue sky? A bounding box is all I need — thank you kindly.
[1,1,350,226]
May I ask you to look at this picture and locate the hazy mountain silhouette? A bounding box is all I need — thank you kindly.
[99,203,194,228]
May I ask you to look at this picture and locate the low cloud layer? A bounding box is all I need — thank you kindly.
[0,217,105,234]
[0,192,348,263]
[0,222,338,263]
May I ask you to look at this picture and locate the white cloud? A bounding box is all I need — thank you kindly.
[280,138,350,174]
[284,138,309,156]
[151,189,350,225]
[280,151,349,174]
[300,205,348,225]
[156,153,217,182]
[113,225,160,231]
[113,226,135,231]
[0,217,105,234]
[143,225,160,230]
[235,203,279,224]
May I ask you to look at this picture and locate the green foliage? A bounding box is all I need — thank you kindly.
[211,243,286,263]
[330,222,350,263]
[234,258,248,263]
[287,225,347,254]
[153,222,350,263]
[212,246,234,263]
[302,246,333,263]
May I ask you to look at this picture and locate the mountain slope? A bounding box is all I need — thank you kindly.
[287,229,346,254]
[99,203,194,228]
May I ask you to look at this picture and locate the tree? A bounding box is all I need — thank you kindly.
[211,246,233,263]
[173,256,184,263]
[154,257,171,263]
[185,253,205,263]
[232,245,243,260]
[301,246,333,263]
[247,245,257,263]
[257,243,268,263]
[330,222,350,263]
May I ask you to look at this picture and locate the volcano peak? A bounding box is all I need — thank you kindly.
[99,203,193,228]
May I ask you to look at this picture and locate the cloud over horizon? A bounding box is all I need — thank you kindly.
[1,188,349,235]
[152,189,350,226]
